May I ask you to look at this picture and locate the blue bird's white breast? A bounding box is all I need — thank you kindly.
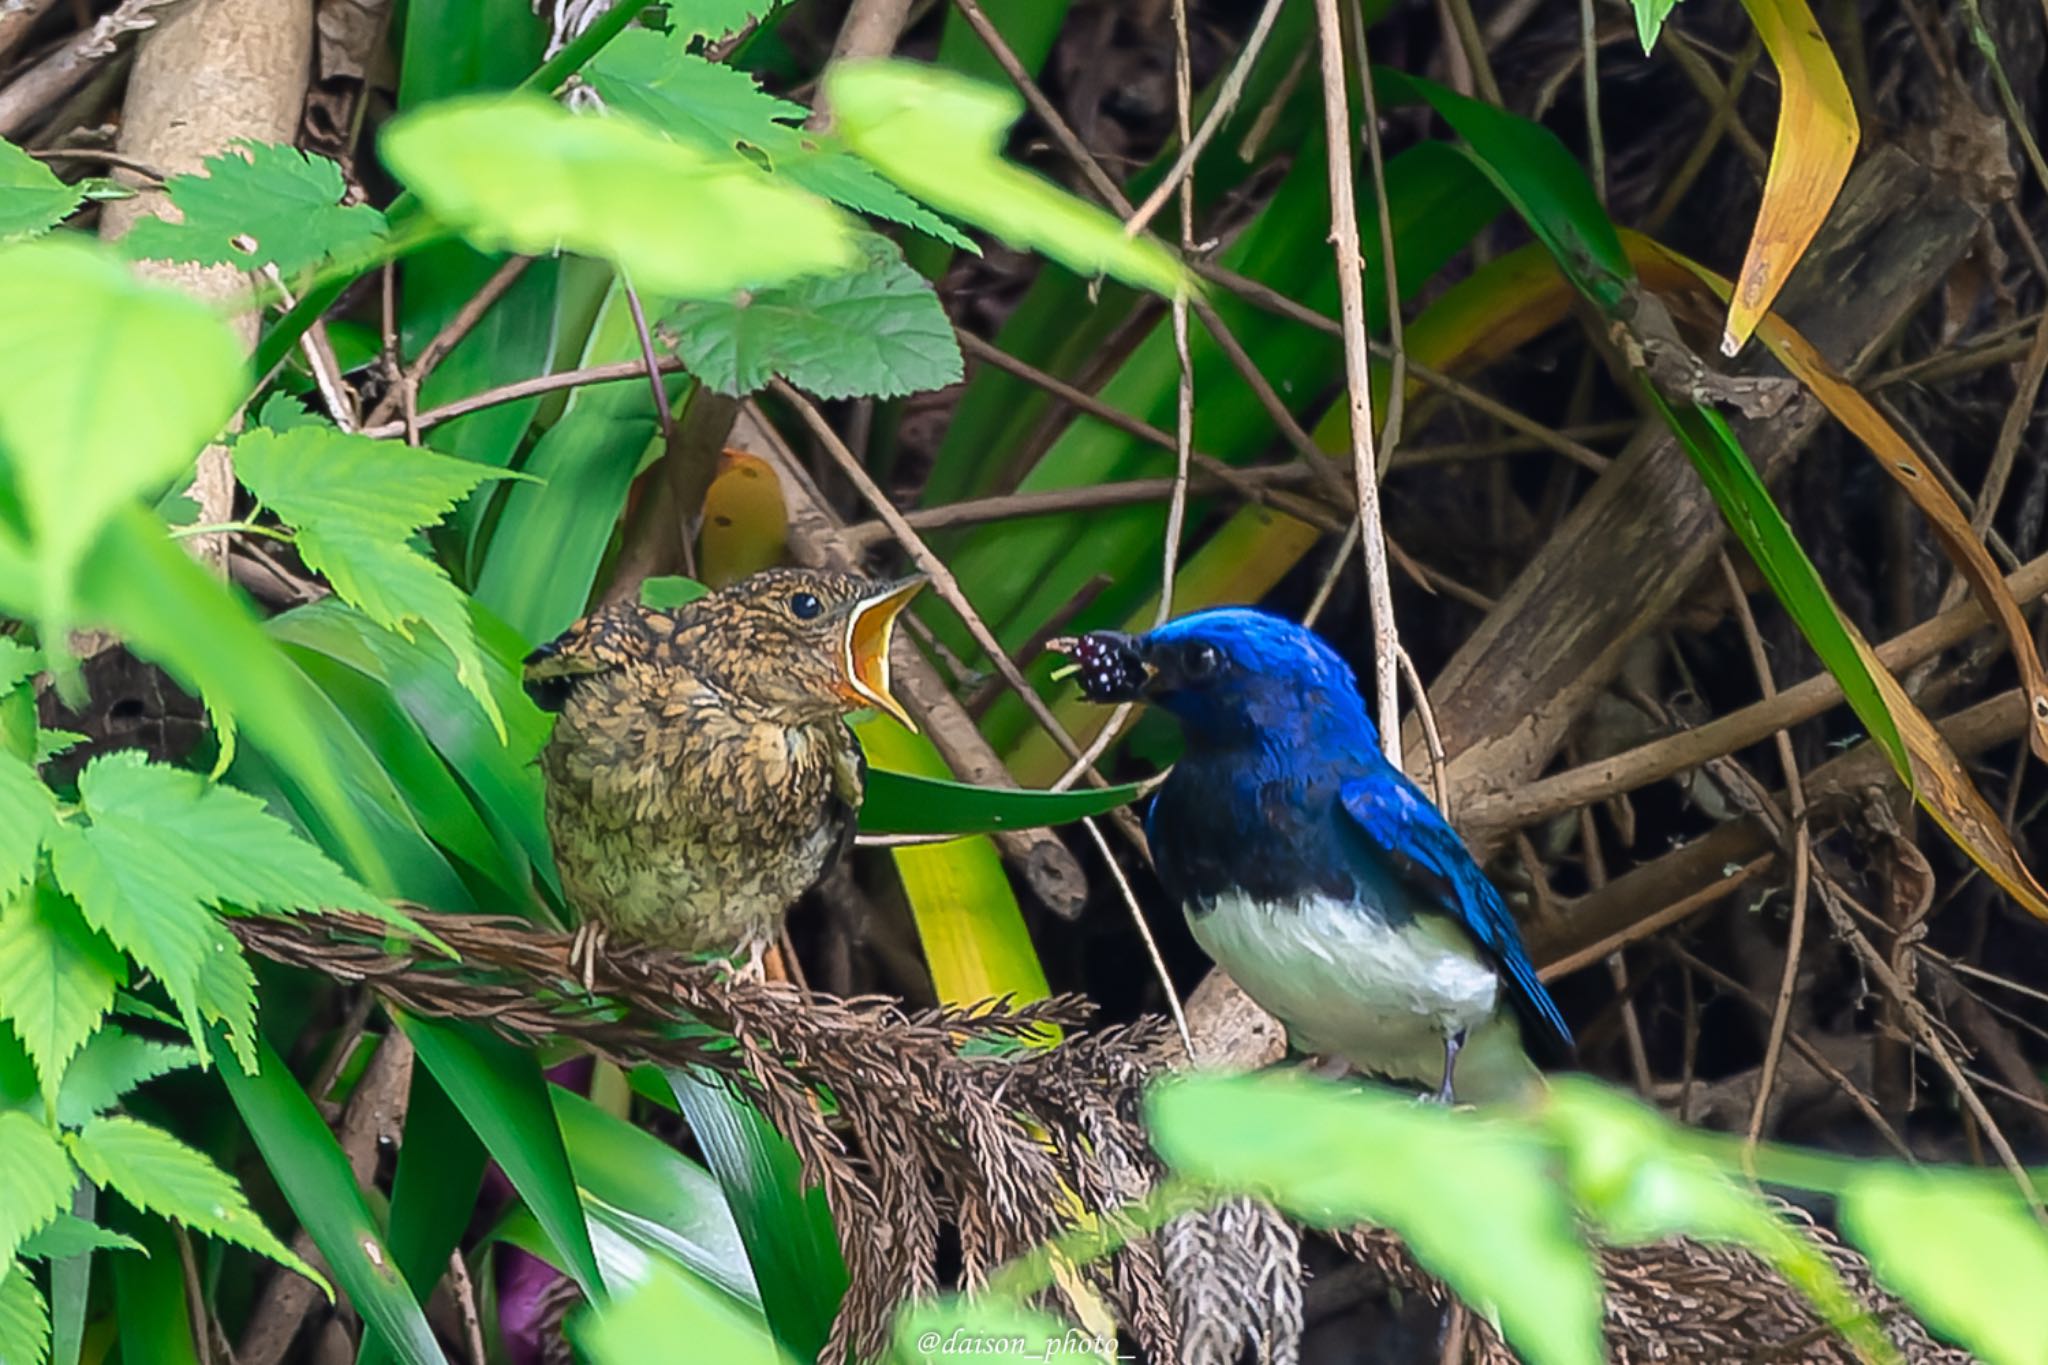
[1186,888,1533,1100]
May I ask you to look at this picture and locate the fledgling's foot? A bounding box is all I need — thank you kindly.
[568,921,608,994]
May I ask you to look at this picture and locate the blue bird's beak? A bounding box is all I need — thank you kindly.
[1046,630,1155,703]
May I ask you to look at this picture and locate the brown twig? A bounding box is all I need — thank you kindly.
[358,357,692,439]
[361,255,533,431]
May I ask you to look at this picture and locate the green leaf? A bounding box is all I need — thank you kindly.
[38,509,389,890]
[121,143,388,277]
[0,639,38,695]
[1375,71,1631,317]
[380,93,858,298]
[108,1213,199,1365]
[640,576,710,609]
[554,1084,756,1307]
[236,424,517,734]
[209,1031,447,1365]
[1842,1169,2048,1365]
[0,142,82,240]
[47,751,404,1065]
[1540,1079,1889,1361]
[575,1256,787,1365]
[859,768,1145,836]
[1148,1072,1602,1365]
[0,884,124,1109]
[0,239,244,641]
[471,277,682,644]
[583,32,973,251]
[55,1034,198,1129]
[1632,0,1684,52]
[0,754,57,897]
[661,236,962,399]
[0,1259,49,1365]
[17,1214,140,1262]
[1648,396,1906,773]
[0,1113,73,1265]
[670,0,780,42]
[66,1116,319,1281]
[270,598,557,901]
[667,1070,846,1362]
[825,61,1185,297]
[395,1014,606,1299]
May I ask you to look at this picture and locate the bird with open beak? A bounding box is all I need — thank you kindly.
[523,567,925,977]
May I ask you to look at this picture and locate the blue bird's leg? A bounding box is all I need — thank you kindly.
[1434,1029,1466,1105]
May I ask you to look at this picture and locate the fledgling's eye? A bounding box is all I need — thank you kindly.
[1182,642,1222,683]
[788,592,823,620]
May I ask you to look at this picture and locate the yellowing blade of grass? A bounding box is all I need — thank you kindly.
[1724,0,1858,355]
[696,451,790,589]
[1625,229,2048,767]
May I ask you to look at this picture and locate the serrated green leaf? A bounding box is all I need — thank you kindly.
[121,143,387,277]
[1148,1072,1602,1365]
[235,425,515,734]
[0,1114,72,1265]
[0,1259,49,1365]
[582,34,974,252]
[0,884,124,1110]
[65,1116,322,1286]
[661,237,961,398]
[0,639,38,695]
[825,62,1185,297]
[380,93,858,298]
[1843,1169,2048,1365]
[671,0,780,42]
[0,238,245,644]
[17,1214,142,1261]
[0,141,83,240]
[0,754,56,897]
[55,1034,199,1129]
[589,34,808,154]
[47,751,403,1061]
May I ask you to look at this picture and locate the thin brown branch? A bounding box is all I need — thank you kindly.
[358,358,691,440]
[362,255,533,431]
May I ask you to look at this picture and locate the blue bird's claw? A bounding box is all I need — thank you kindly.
[1433,1029,1466,1106]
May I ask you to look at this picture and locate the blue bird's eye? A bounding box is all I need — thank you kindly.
[1181,642,1221,683]
[788,592,823,620]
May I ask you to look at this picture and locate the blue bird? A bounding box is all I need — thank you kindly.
[1056,608,1572,1103]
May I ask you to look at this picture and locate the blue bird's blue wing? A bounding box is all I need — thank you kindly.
[1338,777,1574,1063]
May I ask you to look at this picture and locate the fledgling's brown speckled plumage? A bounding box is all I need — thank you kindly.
[524,568,918,963]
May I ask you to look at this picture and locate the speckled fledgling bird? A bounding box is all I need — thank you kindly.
[1054,610,1573,1103]
[523,568,924,976]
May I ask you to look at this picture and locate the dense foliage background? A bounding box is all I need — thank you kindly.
[2,0,2047,1361]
